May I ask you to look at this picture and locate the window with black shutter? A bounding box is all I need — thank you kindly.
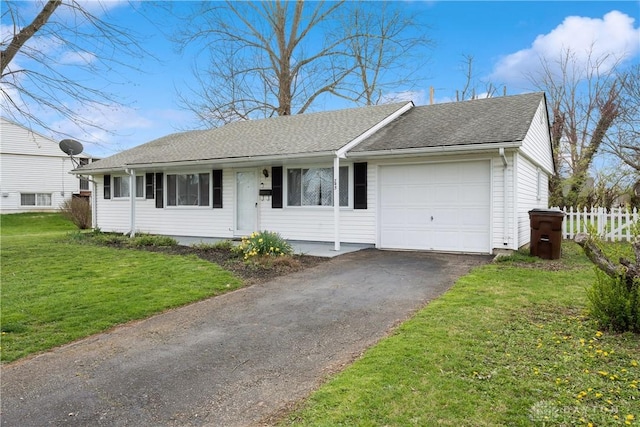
[212,169,223,208]
[155,173,163,208]
[272,166,283,208]
[145,173,154,199]
[354,162,367,209]
[103,174,111,199]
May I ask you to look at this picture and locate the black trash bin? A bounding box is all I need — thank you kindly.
[529,209,564,260]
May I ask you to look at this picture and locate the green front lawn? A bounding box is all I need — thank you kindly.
[0,213,242,362]
[284,244,640,426]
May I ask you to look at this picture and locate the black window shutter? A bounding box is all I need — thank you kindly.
[103,174,111,199]
[212,169,223,208]
[272,166,283,208]
[145,173,154,199]
[354,162,367,209]
[155,173,163,208]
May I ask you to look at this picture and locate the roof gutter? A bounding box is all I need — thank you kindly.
[348,140,523,159]
[70,150,342,175]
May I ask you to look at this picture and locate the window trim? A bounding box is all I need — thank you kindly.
[20,192,52,207]
[284,164,351,208]
[79,158,90,191]
[112,175,145,199]
[165,172,212,208]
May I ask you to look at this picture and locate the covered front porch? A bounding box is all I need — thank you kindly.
[170,236,373,258]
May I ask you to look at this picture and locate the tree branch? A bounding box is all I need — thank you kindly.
[1,0,61,75]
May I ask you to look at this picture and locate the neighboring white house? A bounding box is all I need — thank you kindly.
[74,92,554,254]
[0,117,93,213]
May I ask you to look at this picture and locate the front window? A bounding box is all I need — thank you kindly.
[287,166,348,207]
[21,193,52,206]
[166,173,210,206]
[113,175,144,198]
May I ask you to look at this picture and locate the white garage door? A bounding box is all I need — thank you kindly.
[379,161,491,253]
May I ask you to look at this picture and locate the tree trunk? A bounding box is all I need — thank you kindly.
[574,233,639,292]
[1,0,62,75]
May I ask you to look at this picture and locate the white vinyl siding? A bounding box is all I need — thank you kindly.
[94,153,551,254]
[96,171,233,237]
[515,154,549,247]
[0,118,92,213]
[260,165,375,243]
[519,100,554,174]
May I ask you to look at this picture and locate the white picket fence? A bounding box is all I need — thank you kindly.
[551,206,640,242]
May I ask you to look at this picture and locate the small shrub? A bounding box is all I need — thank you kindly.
[587,270,640,333]
[129,234,177,247]
[237,231,292,261]
[67,230,86,242]
[494,249,538,263]
[92,232,129,246]
[59,197,91,229]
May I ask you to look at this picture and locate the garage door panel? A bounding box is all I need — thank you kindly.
[381,208,409,225]
[404,208,431,225]
[433,164,459,180]
[462,184,490,201]
[380,187,408,205]
[432,185,460,203]
[431,208,460,227]
[382,229,430,249]
[463,214,491,227]
[380,161,490,253]
[410,189,433,205]
[463,232,490,252]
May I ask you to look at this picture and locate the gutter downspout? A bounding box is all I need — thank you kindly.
[126,168,136,237]
[331,101,414,252]
[333,155,341,251]
[499,148,509,247]
[92,180,98,229]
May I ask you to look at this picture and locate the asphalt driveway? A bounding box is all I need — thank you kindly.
[1,249,491,426]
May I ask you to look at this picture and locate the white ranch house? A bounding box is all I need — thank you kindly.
[0,117,93,213]
[75,93,554,254]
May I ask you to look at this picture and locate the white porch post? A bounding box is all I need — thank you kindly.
[333,155,341,251]
[128,169,136,237]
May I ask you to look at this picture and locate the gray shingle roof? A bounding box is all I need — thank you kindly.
[352,92,545,152]
[78,102,411,172]
[78,93,545,173]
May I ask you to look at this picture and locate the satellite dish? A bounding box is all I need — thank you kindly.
[59,139,84,156]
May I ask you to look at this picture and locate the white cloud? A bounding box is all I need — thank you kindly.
[491,10,640,84]
[49,102,154,153]
[56,0,129,19]
[59,50,97,65]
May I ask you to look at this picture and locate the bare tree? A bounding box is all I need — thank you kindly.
[530,48,624,207]
[174,1,432,127]
[454,54,501,102]
[335,3,431,106]
[606,64,640,173]
[1,0,148,139]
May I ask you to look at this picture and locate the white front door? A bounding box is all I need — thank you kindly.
[236,170,258,235]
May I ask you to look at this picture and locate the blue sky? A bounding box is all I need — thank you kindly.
[2,1,639,157]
